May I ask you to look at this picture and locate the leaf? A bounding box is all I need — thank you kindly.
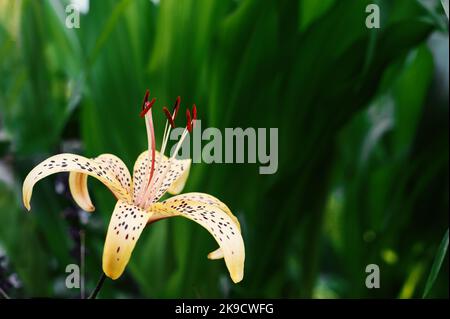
[423,229,449,298]
[298,0,336,32]
[0,0,83,155]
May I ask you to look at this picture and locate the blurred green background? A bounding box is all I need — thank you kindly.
[0,0,448,298]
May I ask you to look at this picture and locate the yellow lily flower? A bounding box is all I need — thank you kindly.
[22,91,245,283]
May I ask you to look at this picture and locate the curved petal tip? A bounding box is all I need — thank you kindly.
[230,266,244,284]
[207,247,224,260]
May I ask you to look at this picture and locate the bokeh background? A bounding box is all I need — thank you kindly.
[0,0,448,298]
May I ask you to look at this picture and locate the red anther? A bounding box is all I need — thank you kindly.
[139,98,156,117]
[192,104,197,128]
[163,106,176,128]
[141,89,150,110]
[172,96,181,119]
[192,104,197,120]
[186,109,192,132]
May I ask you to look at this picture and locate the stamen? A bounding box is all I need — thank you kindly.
[140,98,156,118]
[192,104,197,128]
[186,109,192,133]
[146,112,156,190]
[139,96,199,208]
[142,97,179,206]
[163,107,176,128]
[141,89,149,110]
[172,96,181,119]
[161,96,181,151]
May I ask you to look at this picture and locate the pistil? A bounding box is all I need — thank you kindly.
[136,92,156,207]
[141,96,181,207]
[137,91,196,209]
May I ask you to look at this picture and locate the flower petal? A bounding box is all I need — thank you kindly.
[69,154,132,212]
[167,193,241,229]
[164,192,241,260]
[169,193,241,261]
[96,154,132,191]
[207,247,224,260]
[131,150,160,204]
[151,157,191,202]
[149,193,245,283]
[132,150,191,204]
[69,171,95,212]
[102,200,149,280]
[23,153,130,211]
[166,160,191,195]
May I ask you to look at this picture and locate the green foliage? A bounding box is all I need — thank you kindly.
[423,229,448,298]
[0,0,448,298]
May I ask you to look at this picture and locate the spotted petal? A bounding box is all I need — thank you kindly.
[162,193,241,260]
[103,200,149,279]
[132,150,160,203]
[166,161,191,195]
[69,154,132,212]
[132,150,191,205]
[23,153,130,211]
[150,157,191,202]
[167,193,241,228]
[149,193,245,283]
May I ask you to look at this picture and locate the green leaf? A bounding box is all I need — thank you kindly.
[423,229,449,298]
[298,0,336,32]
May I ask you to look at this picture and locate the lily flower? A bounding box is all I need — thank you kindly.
[22,91,245,283]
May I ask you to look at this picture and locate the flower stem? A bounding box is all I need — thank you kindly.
[88,273,106,299]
